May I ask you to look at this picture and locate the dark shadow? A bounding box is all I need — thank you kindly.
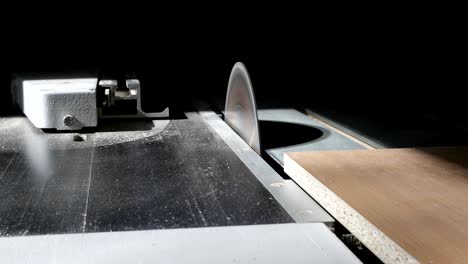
[306,107,468,149]
[417,146,468,171]
[259,120,327,179]
[168,108,189,120]
[259,120,325,150]
[334,222,384,264]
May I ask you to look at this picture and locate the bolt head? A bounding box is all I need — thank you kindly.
[63,115,75,126]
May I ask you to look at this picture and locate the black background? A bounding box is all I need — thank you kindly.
[1,10,465,121]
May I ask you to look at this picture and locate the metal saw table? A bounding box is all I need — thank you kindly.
[0,105,363,263]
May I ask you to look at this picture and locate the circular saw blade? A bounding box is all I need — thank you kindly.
[225,62,261,154]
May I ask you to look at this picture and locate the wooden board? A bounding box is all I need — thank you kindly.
[284,147,468,264]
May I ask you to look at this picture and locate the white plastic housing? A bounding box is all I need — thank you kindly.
[17,78,98,130]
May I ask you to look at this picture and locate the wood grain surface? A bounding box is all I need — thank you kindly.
[285,147,468,264]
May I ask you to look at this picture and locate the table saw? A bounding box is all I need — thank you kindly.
[1,62,467,264]
[0,63,368,264]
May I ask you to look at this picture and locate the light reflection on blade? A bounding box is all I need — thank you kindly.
[224,62,261,154]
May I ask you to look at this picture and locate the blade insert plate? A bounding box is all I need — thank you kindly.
[225,62,261,154]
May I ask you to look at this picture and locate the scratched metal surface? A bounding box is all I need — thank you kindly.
[0,116,293,237]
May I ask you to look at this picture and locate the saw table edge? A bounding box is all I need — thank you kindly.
[192,101,334,224]
[284,153,418,264]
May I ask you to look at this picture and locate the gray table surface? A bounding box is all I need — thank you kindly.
[0,223,361,264]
